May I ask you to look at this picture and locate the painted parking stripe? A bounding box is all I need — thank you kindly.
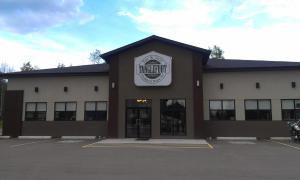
[10,141,42,148]
[10,139,56,148]
[266,140,300,150]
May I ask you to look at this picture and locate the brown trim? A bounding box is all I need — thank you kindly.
[204,67,300,73]
[204,121,289,138]
[3,90,24,137]
[193,53,205,138]
[107,55,119,138]
[22,121,107,136]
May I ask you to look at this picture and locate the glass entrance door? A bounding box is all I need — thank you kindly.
[126,99,151,138]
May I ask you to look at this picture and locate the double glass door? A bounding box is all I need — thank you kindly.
[126,100,151,138]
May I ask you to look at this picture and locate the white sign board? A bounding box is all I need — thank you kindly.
[134,51,172,86]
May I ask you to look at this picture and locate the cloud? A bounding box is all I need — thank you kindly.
[0,0,94,34]
[232,0,300,21]
[118,0,300,61]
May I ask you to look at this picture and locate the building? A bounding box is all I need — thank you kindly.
[1,35,300,138]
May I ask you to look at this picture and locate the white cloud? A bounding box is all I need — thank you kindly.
[0,0,94,34]
[232,0,300,21]
[0,36,111,71]
[119,0,300,61]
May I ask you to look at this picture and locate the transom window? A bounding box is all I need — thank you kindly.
[54,102,77,121]
[25,102,47,121]
[245,99,272,120]
[209,100,235,120]
[85,101,107,121]
[160,99,186,136]
[281,99,300,121]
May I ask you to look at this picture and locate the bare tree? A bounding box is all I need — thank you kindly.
[89,49,103,64]
[0,63,14,73]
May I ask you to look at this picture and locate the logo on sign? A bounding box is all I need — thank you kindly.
[134,51,172,86]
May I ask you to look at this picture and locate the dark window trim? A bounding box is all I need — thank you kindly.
[160,98,187,136]
[209,99,236,121]
[54,101,77,121]
[244,99,272,121]
[84,101,108,121]
[25,102,47,121]
[281,99,300,121]
[125,99,152,138]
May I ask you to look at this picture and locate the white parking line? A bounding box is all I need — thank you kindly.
[266,139,300,150]
[10,141,42,148]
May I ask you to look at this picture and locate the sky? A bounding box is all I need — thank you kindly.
[0,0,300,71]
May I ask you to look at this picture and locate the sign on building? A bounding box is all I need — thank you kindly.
[134,51,172,86]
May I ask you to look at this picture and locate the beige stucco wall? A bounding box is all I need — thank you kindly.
[203,70,300,121]
[7,76,109,121]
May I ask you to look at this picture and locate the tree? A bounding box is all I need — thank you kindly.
[209,45,225,59]
[0,63,14,73]
[20,61,38,71]
[89,49,103,64]
[57,63,66,68]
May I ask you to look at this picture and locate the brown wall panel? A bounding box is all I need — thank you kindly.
[22,121,107,136]
[107,55,119,138]
[3,90,23,137]
[193,53,204,138]
[204,121,290,138]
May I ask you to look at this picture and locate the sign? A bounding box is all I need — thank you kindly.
[134,51,172,86]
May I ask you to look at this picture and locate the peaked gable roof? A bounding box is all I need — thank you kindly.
[101,35,211,64]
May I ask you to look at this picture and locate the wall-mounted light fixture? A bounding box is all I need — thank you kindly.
[292,82,296,88]
[256,82,260,89]
[94,86,98,92]
[196,80,200,87]
[64,86,68,92]
[34,87,39,93]
[112,82,115,89]
[220,83,224,90]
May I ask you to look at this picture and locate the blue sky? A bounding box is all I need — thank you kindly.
[0,0,300,70]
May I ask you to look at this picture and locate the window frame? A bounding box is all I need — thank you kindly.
[244,99,272,121]
[54,102,77,121]
[84,101,108,121]
[160,98,187,136]
[25,102,47,121]
[281,99,300,121]
[209,99,236,121]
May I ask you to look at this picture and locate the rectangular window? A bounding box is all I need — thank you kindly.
[209,100,235,120]
[160,99,186,136]
[245,99,272,120]
[85,101,107,121]
[54,102,76,121]
[281,99,300,121]
[25,102,47,121]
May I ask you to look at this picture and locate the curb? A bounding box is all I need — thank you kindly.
[18,136,52,139]
[61,136,98,140]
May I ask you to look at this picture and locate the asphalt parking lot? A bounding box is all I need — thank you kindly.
[0,138,300,180]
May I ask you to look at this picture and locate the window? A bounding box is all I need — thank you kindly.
[25,102,47,121]
[85,101,107,121]
[209,100,235,120]
[160,99,186,136]
[245,100,272,120]
[54,102,76,121]
[281,99,300,121]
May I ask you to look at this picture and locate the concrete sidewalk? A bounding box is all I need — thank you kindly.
[99,139,208,145]
[83,139,211,148]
